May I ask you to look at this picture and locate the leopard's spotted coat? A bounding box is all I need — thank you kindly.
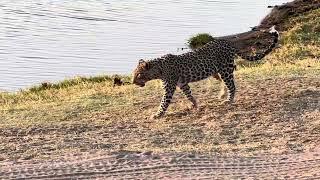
[133,27,279,118]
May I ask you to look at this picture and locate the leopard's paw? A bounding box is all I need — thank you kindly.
[150,113,163,120]
[221,99,234,105]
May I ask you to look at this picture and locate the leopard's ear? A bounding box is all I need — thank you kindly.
[145,61,151,70]
[139,59,145,64]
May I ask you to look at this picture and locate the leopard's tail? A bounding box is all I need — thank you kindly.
[238,26,279,61]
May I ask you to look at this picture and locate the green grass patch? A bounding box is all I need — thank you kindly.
[187,33,215,50]
[28,75,115,92]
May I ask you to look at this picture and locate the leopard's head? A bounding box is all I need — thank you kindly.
[132,59,160,87]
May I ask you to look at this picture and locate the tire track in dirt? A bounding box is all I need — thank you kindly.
[1,148,320,179]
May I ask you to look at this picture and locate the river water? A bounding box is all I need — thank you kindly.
[0,0,289,91]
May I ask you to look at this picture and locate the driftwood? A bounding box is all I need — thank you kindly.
[217,0,320,56]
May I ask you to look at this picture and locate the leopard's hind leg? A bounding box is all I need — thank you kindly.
[213,73,227,100]
[219,69,236,103]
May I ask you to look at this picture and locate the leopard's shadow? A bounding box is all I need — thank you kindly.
[165,104,217,119]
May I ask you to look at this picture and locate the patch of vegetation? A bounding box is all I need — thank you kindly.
[27,75,129,93]
[187,33,215,50]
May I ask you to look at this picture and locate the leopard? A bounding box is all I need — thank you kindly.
[133,26,279,119]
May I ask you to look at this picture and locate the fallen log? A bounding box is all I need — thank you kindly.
[214,0,320,57]
[259,0,320,31]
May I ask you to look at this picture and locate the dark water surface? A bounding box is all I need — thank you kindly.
[0,0,289,91]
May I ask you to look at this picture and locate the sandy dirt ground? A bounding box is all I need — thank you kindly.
[0,76,319,179]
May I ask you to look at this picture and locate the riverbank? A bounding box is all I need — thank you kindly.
[0,8,319,161]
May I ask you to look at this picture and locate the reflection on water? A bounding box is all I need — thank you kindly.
[0,0,289,91]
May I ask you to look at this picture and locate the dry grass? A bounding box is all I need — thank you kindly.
[0,9,319,161]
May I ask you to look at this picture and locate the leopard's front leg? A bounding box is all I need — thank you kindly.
[178,83,197,109]
[151,81,176,119]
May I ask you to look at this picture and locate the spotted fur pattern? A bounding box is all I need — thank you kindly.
[133,28,279,118]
